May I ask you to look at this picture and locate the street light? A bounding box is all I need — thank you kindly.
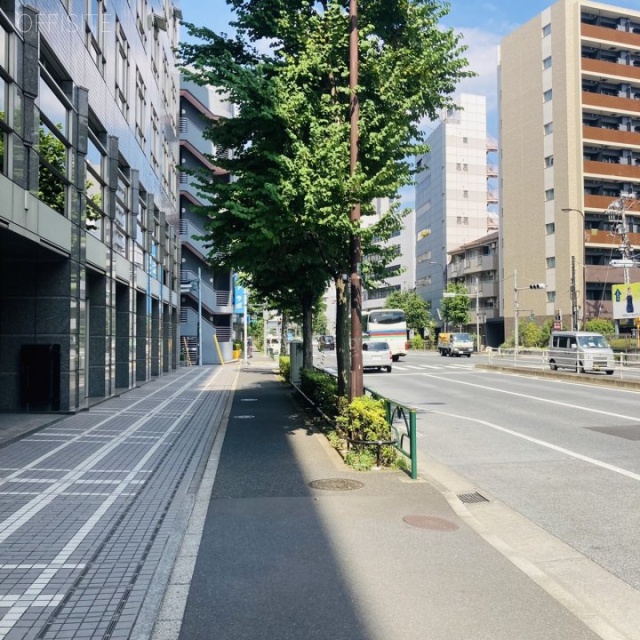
[561,207,585,330]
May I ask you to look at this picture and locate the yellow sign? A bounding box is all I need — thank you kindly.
[611,282,640,320]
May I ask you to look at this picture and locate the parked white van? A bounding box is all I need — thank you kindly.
[548,331,614,375]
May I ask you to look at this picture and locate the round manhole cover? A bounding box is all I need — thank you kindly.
[308,478,364,491]
[403,515,459,531]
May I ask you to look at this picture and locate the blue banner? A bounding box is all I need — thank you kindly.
[234,284,246,314]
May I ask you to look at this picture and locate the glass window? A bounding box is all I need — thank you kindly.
[546,257,556,268]
[86,130,107,233]
[116,23,129,114]
[545,222,555,235]
[542,23,551,37]
[544,122,553,135]
[544,155,553,167]
[543,89,553,102]
[545,188,554,201]
[543,56,552,69]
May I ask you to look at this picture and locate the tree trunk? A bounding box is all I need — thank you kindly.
[335,276,350,398]
[280,311,288,356]
[301,290,314,369]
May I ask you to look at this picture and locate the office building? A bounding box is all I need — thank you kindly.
[415,94,498,328]
[0,1,181,411]
[500,0,640,336]
[179,77,234,363]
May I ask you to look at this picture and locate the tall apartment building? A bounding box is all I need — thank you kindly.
[415,94,498,327]
[500,0,640,337]
[179,77,234,364]
[0,1,181,412]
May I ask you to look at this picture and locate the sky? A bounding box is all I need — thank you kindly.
[179,0,640,137]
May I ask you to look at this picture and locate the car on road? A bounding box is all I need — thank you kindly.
[318,335,335,351]
[362,341,392,372]
[548,331,614,374]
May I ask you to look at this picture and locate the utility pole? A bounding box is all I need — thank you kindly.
[349,0,363,399]
[513,270,519,354]
[570,256,578,331]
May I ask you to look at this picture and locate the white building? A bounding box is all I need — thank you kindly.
[415,94,498,326]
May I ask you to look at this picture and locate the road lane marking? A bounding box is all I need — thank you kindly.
[434,410,640,482]
[420,373,640,423]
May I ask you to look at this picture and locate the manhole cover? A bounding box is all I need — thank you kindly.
[403,515,459,531]
[308,478,364,491]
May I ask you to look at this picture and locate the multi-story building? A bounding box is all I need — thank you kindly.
[179,77,234,363]
[363,197,416,310]
[415,94,498,328]
[447,231,502,347]
[500,0,640,338]
[0,1,181,412]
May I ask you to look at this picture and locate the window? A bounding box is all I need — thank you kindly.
[135,69,146,145]
[37,69,72,215]
[545,222,555,235]
[86,0,106,71]
[462,137,468,144]
[134,186,147,268]
[115,168,130,258]
[545,189,554,201]
[463,190,469,198]
[151,107,159,169]
[136,0,148,46]
[546,257,556,268]
[0,24,12,177]
[544,122,553,135]
[86,125,107,234]
[115,23,129,115]
[544,155,554,168]
[547,291,556,303]
[543,56,552,69]
[542,23,551,37]
[543,89,553,102]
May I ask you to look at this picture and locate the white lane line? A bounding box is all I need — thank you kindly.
[420,373,640,423]
[434,410,640,482]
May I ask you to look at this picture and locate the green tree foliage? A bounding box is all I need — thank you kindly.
[37,125,66,214]
[179,0,473,394]
[384,290,431,334]
[441,282,471,329]
[585,318,615,335]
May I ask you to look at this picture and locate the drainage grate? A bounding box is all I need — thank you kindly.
[308,478,364,491]
[457,492,489,504]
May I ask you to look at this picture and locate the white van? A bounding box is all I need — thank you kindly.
[548,331,614,375]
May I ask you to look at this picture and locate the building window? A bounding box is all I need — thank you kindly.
[86,126,107,234]
[134,186,147,268]
[547,291,556,303]
[37,70,72,215]
[115,23,129,115]
[135,69,146,145]
[136,0,148,47]
[545,189,554,201]
[542,23,551,37]
[462,136,468,144]
[151,108,159,169]
[543,89,553,103]
[463,190,469,198]
[546,257,556,268]
[544,155,553,168]
[115,167,130,258]
[543,56,552,69]
[545,222,555,235]
[544,122,553,135]
[86,0,106,71]
[0,25,12,178]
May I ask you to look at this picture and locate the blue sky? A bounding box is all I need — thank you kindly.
[179,0,640,137]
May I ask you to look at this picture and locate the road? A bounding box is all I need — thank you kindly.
[316,348,640,593]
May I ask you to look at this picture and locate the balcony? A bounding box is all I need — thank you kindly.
[582,124,640,147]
[583,159,640,182]
[180,270,234,314]
[180,219,210,260]
[581,23,640,50]
[582,91,640,116]
[581,57,640,83]
[585,228,640,250]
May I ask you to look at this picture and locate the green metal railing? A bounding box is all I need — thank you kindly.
[366,386,418,480]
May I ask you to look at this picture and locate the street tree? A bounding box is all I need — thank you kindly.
[441,283,471,330]
[384,290,431,336]
[179,0,472,397]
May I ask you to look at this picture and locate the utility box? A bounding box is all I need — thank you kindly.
[289,338,303,384]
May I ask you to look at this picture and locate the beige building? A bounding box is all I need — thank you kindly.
[499,0,640,339]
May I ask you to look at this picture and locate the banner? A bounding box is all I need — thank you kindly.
[611,282,640,320]
[233,282,246,315]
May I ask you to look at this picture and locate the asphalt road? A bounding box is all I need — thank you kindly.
[355,350,640,594]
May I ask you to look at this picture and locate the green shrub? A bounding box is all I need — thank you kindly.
[279,356,291,382]
[344,448,377,472]
[585,318,615,335]
[410,335,424,350]
[300,368,338,417]
[336,395,396,467]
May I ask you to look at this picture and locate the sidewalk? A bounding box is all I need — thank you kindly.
[152,353,636,640]
[0,355,638,639]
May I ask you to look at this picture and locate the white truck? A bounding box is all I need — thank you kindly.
[437,332,474,357]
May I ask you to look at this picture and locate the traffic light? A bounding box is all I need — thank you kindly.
[529,283,545,289]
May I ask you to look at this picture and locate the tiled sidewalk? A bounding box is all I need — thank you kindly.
[0,364,237,640]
